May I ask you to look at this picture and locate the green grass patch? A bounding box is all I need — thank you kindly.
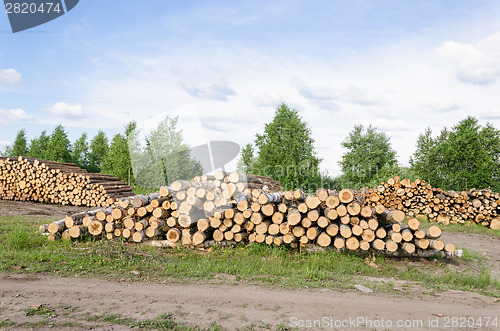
[0,320,15,328]
[24,304,57,318]
[1,215,499,297]
[83,312,218,330]
[84,312,134,325]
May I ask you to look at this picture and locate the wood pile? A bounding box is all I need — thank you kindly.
[42,172,456,257]
[0,156,134,207]
[363,176,500,230]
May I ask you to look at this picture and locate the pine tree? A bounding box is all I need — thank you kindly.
[28,131,49,159]
[87,131,109,173]
[10,129,29,156]
[102,132,132,182]
[71,133,89,169]
[46,125,72,162]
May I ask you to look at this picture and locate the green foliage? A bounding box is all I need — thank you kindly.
[102,121,136,182]
[71,132,89,169]
[28,131,49,159]
[236,143,255,173]
[410,117,500,191]
[46,125,72,162]
[87,130,109,173]
[24,305,57,318]
[10,129,29,156]
[251,104,321,190]
[102,132,132,182]
[339,125,397,189]
[130,116,203,189]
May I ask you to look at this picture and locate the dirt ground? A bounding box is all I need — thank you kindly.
[0,274,499,330]
[0,200,89,221]
[1,201,499,330]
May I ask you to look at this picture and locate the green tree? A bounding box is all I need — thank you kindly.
[339,125,397,189]
[71,133,89,169]
[10,129,29,156]
[87,131,109,173]
[130,116,203,188]
[409,127,437,185]
[102,132,132,182]
[252,104,321,190]
[236,143,255,173]
[411,117,500,191]
[46,125,72,162]
[28,131,49,159]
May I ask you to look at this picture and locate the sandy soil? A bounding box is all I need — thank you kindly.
[0,200,499,330]
[0,200,89,221]
[0,274,499,330]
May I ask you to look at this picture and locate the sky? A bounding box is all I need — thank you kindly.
[2,1,500,177]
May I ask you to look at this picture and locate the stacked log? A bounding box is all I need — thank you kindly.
[42,174,456,257]
[0,156,134,207]
[363,176,500,230]
[193,171,282,192]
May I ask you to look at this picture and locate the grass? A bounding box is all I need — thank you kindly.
[0,215,499,298]
[5,308,222,330]
[0,320,15,328]
[24,304,57,318]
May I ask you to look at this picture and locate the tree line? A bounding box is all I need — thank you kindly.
[2,123,135,183]
[1,116,203,187]
[237,104,500,192]
[3,103,500,192]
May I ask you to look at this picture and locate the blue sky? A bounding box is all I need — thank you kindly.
[2,1,500,176]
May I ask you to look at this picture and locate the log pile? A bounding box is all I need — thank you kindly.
[0,156,134,207]
[42,173,456,257]
[193,171,282,192]
[363,176,500,230]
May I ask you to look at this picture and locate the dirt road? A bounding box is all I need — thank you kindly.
[0,273,499,330]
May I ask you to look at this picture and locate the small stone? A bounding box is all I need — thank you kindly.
[355,284,373,294]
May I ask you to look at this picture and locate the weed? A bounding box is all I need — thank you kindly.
[24,304,57,318]
[130,312,194,330]
[0,320,15,327]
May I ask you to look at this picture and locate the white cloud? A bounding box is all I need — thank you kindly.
[294,79,385,110]
[0,140,10,147]
[43,102,84,118]
[293,78,340,111]
[423,99,462,112]
[0,108,34,121]
[340,85,387,106]
[0,68,22,85]
[477,108,500,120]
[435,31,500,85]
[180,82,236,101]
[253,92,287,107]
